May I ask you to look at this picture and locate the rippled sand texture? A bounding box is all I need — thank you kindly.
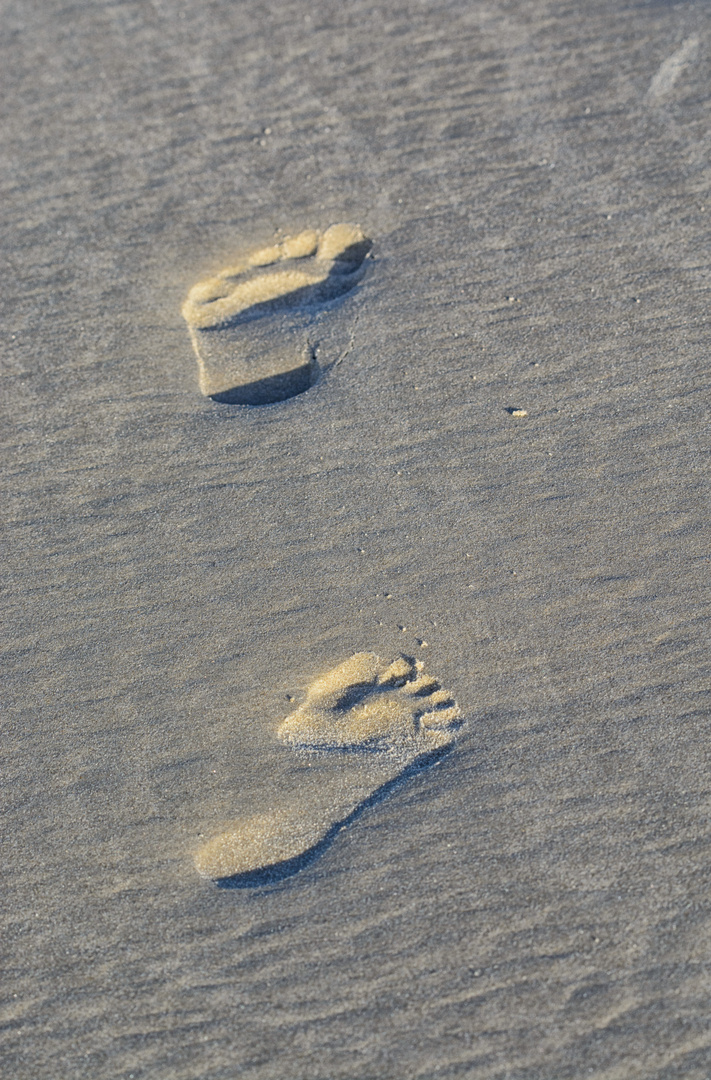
[4,0,711,1077]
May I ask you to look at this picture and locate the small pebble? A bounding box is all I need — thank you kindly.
[511,408,528,417]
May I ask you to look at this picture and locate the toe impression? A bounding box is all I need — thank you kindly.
[277,652,462,753]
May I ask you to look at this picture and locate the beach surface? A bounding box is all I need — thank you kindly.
[2,1,711,1077]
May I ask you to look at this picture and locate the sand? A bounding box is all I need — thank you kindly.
[2,0,711,1077]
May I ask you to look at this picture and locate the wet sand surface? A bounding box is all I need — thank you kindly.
[2,1,711,1077]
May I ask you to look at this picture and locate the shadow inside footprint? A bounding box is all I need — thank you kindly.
[182,224,372,406]
[209,356,316,406]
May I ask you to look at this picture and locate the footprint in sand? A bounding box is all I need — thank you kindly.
[181,223,371,405]
[195,653,463,884]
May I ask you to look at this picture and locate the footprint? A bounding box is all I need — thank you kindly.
[194,653,463,884]
[181,223,371,406]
